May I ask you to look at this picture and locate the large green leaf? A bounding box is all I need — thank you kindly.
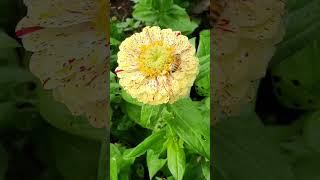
[195,30,210,97]
[183,156,207,180]
[214,106,295,180]
[110,144,135,180]
[271,40,320,109]
[34,127,101,180]
[133,0,198,34]
[167,136,186,180]
[147,150,167,179]
[124,101,141,123]
[139,104,162,129]
[123,130,167,159]
[110,144,120,180]
[38,89,105,141]
[0,67,35,84]
[197,30,210,58]
[0,30,20,48]
[303,111,320,153]
[167,98,209,159]
[0,102,14,129]
[159,5,198,34]
[201,160,210,180]
[270,0,320,67]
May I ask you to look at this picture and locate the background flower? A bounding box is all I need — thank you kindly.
[212,0,286,116]
[15,0,109,128]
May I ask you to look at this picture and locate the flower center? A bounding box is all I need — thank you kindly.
[137,41,175,77]
[95,0,108,36]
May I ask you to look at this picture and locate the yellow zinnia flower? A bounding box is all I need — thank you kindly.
[116,26,199,105]
[15,0,109,128]
[212,0,285,115]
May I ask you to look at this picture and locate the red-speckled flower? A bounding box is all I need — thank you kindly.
[116,26,199,105]
[212,0,286,115]
[15,0,109,127]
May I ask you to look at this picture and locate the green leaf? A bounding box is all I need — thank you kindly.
[153,107,171,131]
[110,37,121,46]
[110,82,121,103]
[167,98,209,159]
[133,0,198,34]
[0,101,42,131]
[158,5,198,34]
[97,141,107,180]
[183,156,207,180]
[270,0,320,67]
[197,30,210,58]
[37,127,101,180]
[0,102,15,128]
[167,136,186,180]
[110,144,120,180]
[0,30,20,48]
[133,0,158,22]
[292,154,320,180]
[0,67,35,84]
[0,145,8,180]
[124,102,141,123]
[110,154,118,180]
[124,130,167,159]
[195,30,210,97]
[152,0,173,11]
[303,111,320,152]
[147,150,167,179]
[201,160,210,180]
[271,40,320,109]
[0,48,19,65]
[214,106,295,180]
[195,57,210,97]
[38,89,106,141]
[110,144,135,180]
[139,104,162,129]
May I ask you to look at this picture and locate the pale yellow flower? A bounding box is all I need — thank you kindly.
[15,0,109,127]
[213,0,286,115]
[116,26,199,105]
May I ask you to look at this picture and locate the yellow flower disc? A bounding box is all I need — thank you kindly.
[116,26,199,105]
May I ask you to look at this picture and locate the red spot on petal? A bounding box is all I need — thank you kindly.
[15,26,44,37]
[218,19,230,26]
[42,77,51,87]
[217,26,235,33]
[80,66,86,72]
[175,32,181,36]
[115,69,124,73]
[68,58,76,64]
[86,75,98,86]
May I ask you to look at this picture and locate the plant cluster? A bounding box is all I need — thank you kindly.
[110,0,210,179]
